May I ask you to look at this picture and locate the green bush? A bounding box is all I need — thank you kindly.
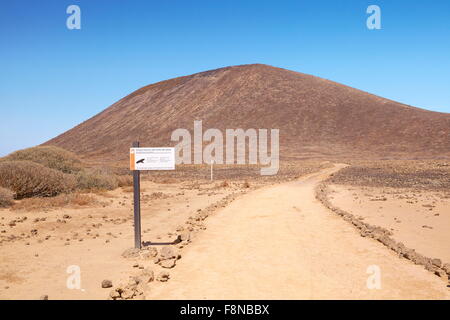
[0,187,14,207]
[75,169,119,191]
[2,146,83,173]
[0,160,77,199]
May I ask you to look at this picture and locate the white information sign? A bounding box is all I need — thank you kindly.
[130,147,175,170]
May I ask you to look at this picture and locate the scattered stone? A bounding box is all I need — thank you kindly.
[156,271,170,282]
[140,247,158,259]
[39,295,48,300]
[110,289,120,299]
[136,269,154,284]
[178,231,190,242]
[101,280,113,288]
[159,246,176,260]
[160,259,176,269]
[434,269,448,279]
[431,258,442,268]
[120,288,135,300]
[443,263,450,274]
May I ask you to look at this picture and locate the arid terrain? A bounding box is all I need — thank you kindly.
[1,65,449,300]
[0,160,449,300]
[0,160,330,299]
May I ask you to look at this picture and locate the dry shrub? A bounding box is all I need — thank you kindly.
[75,169,118,191]
[0,161,76,199]
[216,180,229,188]
[0,187,14,207]
[116,175,133,187]
[149,192,169,199]
[12,193,97,211]
[2,146,83,173]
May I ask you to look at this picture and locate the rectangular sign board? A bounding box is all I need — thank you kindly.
[130,147,175,170]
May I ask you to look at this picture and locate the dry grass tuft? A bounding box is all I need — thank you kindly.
[12,193,98,211]
[0,161,76,199]
[215,180,229,188]
[0,187,14,208]
[75,168,118,191]
[116,175,133,187]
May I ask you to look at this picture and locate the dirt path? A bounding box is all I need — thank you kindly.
[148,164,450,299]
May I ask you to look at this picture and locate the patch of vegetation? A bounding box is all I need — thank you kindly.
[0,187,14,207]
[116,175,133,187]
[75,168,119,191]
[0,160,77,199]
[1,146,83,173]
[11,193,98,211]
[328,160,450,191]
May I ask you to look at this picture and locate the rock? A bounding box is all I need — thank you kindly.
[431,258,442,268]
[425,263,437,272]
[394,242,406,255]
[141,268,154,279]
[156,271,170,282]
[39,295,48,300]
[121,288,135,300]
[159,246,176,260]
[127,278,138,288]
[110,289,121,299]
[443,263,450,274]
[403,248,416,260]
[179,231,190,242]
[101,280,113,288]
[412,254,428,266]
[434,269,448,279]
[140,247,158,259]
[136,269,154,284]
[160,258,176,269]
[122,248,140,259]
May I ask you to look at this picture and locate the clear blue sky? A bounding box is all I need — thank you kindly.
[1,0,449,156]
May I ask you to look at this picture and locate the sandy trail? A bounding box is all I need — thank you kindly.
[148,164,450,299]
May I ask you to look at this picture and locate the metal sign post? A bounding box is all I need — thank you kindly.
[132,141,141,249]
[130,144,175,249]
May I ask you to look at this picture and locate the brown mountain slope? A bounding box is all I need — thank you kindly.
[45,64,450,162]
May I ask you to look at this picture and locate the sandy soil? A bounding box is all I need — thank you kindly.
[327,184,450,264]
[146,165,450,300]
[1,164,449,300]
[0,179,250,299]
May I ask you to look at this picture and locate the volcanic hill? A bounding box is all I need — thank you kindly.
[45,64,450,162]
